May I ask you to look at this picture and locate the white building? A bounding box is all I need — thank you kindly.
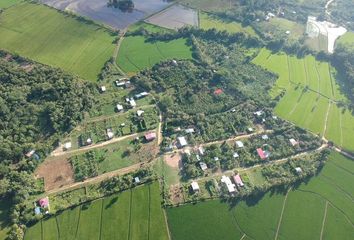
[191,181,200,192]
[177,137,188,148]
[100,86,106,93]
[236,141,244,148]
[199,162,208,171]
[295,167,303,174]
[221,175,236,193]
[137,110,144,116]
[107,129,114,139]
[63,142,72,151]
[289,138,298,146]
[116,104,123,112]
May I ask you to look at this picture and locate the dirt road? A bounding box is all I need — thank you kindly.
[51,133,139,157]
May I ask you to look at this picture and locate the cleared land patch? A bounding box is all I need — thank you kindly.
[0,2,115,81]
[253,48,354,151]
[199,12,256,36]
[117,36,193,74]
[167,152,354,240]
[337,31,354,48]
[24,183,169,240]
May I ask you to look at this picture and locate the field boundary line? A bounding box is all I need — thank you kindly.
[296,189,354,227]
[320,201,329,240]
[323,101,331,137]
[339,111,343,146]
[303,58,309,86]
[240,234,246,240]
[55,216,61,239]
[327,160,354,175]
[128,189,133,240]
[320,175,353,200]
[148,185,151,240]
[274,188,291,240]
[75,206,82,238]
[99,199,104,240]
[231,207,255,240]
[40,219,43,240]
[327,64,335,98]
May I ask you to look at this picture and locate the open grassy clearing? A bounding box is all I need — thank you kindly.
[117,35,193,74]
[24,183,169,240]
[337,32,354,48]
[167,151,354,240]
[177,0,234,11]
[0,0,21,8]
[253,48,354,151]
[0,2,115,81]
[268,17,305,41]
[199,12,256,36]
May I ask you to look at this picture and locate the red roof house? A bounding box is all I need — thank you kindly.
[257,148,267,160]
[233,174,244,187]
[144,132,156,141]
[39,197,49,208]
[214,89,223,95]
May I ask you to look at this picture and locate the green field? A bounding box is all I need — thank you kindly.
[199,12,256,36]
[167,151,354,240]
[268,17,305,40]
[0,2,115,81]
[0,0,21,8]
[337,32,354,48]
[177,0,234,11]
[24,183,169,240]
[117,35,193,74]
[252,48,354,151]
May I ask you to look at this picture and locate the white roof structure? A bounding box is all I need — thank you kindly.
[196,154,201,161]
[137,110,144,116]
[214,157,219,161]
[129,98,136,108]
[134,177,140,183]
[116,104,123,111]
[185,128,195,134]
[248,127,254,132]
[100,86,106,92]
[295,167,303,174]
[107,129,114,139]
[86,138,92,144]
[254,110,263,117]
[233,152,239,158]
[135,92,149,99]
[25,150,35,158]
[63,142,72,150]
[262,135,269,140]
[221,175,236,193]
[286,30,291,34]
[115,81,126,87]
[199,162,208,171]
[236,141,244,148]
[178,137,188,147]
[191,181,200,192]
[198,146,205,155]
[289,138,298,146]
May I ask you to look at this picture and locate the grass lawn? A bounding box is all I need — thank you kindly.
[199,12,256,36]
[323,204,354,240]
[269,17,305,40]
[0,2,115,81]
[0,0,21,8]
[0,199,11,240]
[25,183,168,240]
[117,36,193,74]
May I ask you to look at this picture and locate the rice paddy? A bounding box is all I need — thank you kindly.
[252,48,354,151]
[24,183,169,240]
[167,151,354,240]
[0,2,115,81]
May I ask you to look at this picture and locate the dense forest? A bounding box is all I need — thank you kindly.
[0,51,96,239]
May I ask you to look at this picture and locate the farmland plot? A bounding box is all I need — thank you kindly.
[253,48,354,151]
[117,35,193,73]
[0,2,115,81]
[24,183,169,240]
[167,152,354,240]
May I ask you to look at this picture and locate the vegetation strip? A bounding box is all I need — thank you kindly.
[274,188,291,240]
[320,201,329,240]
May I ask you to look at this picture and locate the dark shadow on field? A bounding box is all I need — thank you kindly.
[81,201,92,210]
[105,196,119,209]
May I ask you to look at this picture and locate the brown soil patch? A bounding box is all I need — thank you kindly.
[164,153,182,169]
[20,63,34,73]
[35,156,75,191]
[170,184,184,205]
